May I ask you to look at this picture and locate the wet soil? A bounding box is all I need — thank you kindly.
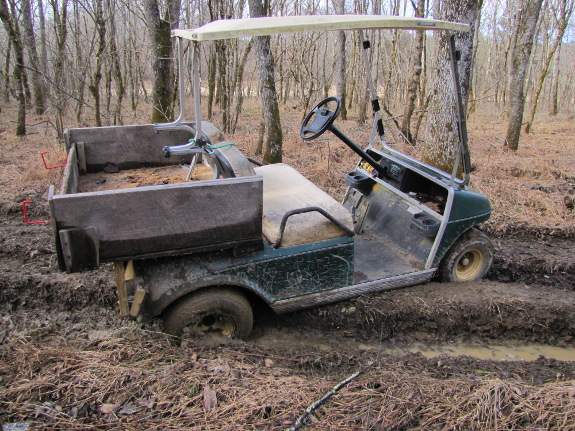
[77,164,214,192]
[1,199,574,362]
[1,119,575,429]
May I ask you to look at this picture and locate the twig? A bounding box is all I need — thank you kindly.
[287,370,363,431]
[383,109,428,122]
[17,63,97,112]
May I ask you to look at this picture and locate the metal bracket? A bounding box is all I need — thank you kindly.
[22,200,49,225]
[274,206,354,248]
[40,151,67,170]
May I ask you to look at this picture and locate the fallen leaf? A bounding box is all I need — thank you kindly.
[99,403,116,414]
[118,404,142,415]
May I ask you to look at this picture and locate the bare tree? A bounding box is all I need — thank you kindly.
[0,0,26,135]
[332,0,347,119]
[50,0,69,140]
[1,36,11,101]
[424,0,481,172]
[21,0,46,113]
[505,0,544,150]
[400,0,426,144]
[144,0,181,123]
[549,41,561,115]
[524,0,574,132]
[37,0,48,86]
[88,0,106,126]
[107,0,125,125]
[249,0,283,164]
[232,38,253,132]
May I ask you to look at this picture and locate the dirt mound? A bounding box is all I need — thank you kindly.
[262,280,575,345]
[490,234,575,289]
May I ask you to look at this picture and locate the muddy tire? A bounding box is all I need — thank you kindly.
[163,287,253,339]
[439,228,494,282]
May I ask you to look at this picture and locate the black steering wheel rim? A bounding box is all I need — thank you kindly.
[300,96,341,141]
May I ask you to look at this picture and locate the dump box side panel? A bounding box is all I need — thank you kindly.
[65,122,224,172]
[51,176,263,273]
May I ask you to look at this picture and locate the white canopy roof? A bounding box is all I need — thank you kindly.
[173,15,469,42]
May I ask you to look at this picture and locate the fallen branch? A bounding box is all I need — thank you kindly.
[287,370,363,431]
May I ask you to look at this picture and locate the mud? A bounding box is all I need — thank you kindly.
[490,233,575,289]
[78,164,214,193]
[1,198,574,353]
[2,156,575,429]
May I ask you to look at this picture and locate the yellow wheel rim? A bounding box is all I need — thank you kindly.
[193,313,235,337]
[455,249,485,281]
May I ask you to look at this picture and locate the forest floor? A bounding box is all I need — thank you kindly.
[1,104,575,430]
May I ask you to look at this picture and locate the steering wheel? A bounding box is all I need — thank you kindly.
[300,96,341,141]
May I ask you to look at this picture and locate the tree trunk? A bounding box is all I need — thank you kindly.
[2,35,11,101]
[37,0,48,92]
[549,42,561,115]
[216,39,232,132]
[21,0,46,114]
[51,0,69,141]
[525,0,574,132]
[423,0,480,173]
[335,29,348,120]
[505,0,545,150]
[400,0,425,145]
[0,0,26,135]
[232,39,254,133]
[332,0,347,119]
[466,0,484,115]
[107,0,125,125]
[249,0,283,164]
[88,0,106,127]
[144,0,181,123]
[207,47,216,119]
[504,9,521,108]
[72,0,89,125]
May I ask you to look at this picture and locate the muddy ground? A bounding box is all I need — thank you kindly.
[1,185,575,429]
[1,112,575,429]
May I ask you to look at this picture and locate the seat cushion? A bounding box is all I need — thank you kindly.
[255,164,353,247]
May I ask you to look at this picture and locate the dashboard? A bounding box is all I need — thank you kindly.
[355,149,448,216]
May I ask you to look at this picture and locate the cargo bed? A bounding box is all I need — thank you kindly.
[49,123,263,273]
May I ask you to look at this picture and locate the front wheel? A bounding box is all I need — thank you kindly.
[163,287,253,339]
[439,229,494,282]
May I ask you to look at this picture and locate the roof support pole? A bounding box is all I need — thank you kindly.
[160,40,209,158]
[154,37,190,132]
[358,30,386,149]
[447,34,471,186]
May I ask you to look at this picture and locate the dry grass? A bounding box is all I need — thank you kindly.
[1,334,574,430]
[232,107,575,238]
[467,112,575,237]
[2,101,573,237]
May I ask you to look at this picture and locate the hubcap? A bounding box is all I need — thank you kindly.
[455,249,485,281]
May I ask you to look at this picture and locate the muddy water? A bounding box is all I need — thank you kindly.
[254,328,575,362]
[362,343,575,362]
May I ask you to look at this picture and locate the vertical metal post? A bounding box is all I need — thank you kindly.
[154,37,186,130]
[192,41,202,141]
[448,33,471,186]
[358,30,386,148]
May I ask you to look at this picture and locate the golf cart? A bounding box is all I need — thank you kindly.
[49,15,493,338]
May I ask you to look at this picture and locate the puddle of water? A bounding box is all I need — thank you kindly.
[359,343,575,362]
[254,328,575,362]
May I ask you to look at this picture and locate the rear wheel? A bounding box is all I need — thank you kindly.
[439,229,494,282]
[163,287,253,339]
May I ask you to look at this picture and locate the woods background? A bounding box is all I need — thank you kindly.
[0,0,574,160]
